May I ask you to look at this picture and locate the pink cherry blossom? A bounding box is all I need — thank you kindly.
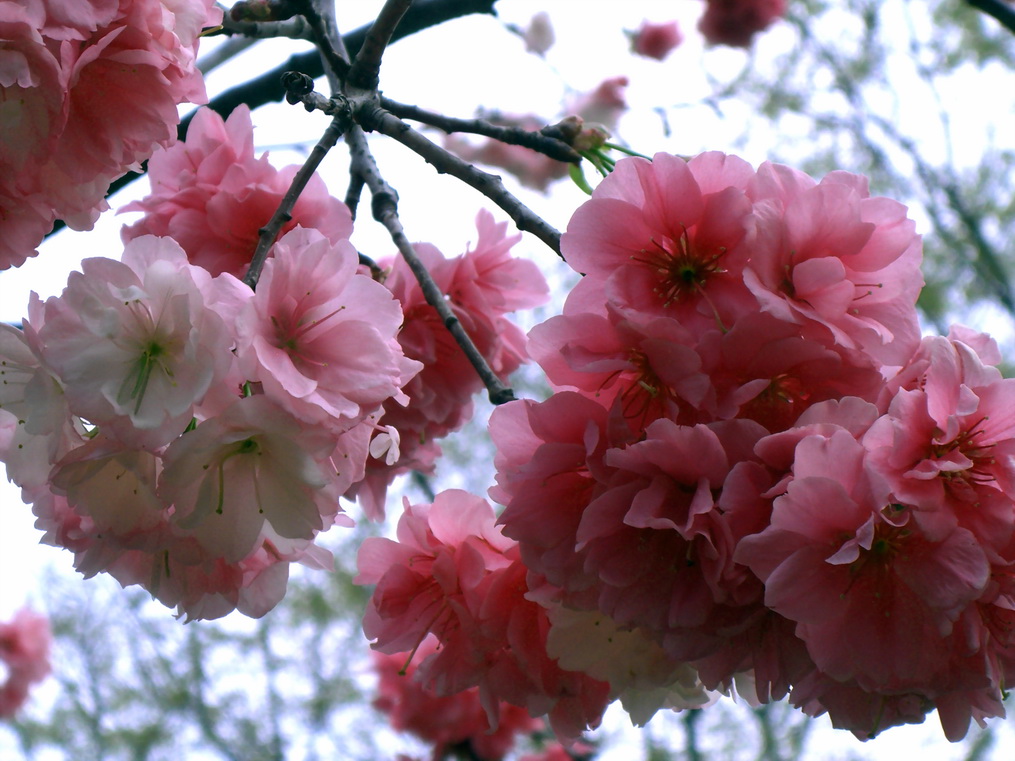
[357,490,610,739]
[159,395,350,564]
[0,608,51,718]
[373,635,542,761]
[351,213,546,519]
[561,152,757,333]
[36,236,233,449]
[235,226,420,433]
[122,105,352,277]
[745,162,923,365]
[630,20,683,60]
[1,0,220,267]
[698,0,786,48]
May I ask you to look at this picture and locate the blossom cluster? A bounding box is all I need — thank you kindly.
[0,0,220,269]
[0,607,51,718]
[360,152,1015,742]
[0,101,545,620]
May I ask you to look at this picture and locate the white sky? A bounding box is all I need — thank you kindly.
[3,1,1015,758]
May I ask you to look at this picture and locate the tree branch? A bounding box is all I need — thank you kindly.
[356,101,563,257]
[347,0,413,92]
[380,96,583,163]
[47,0,498,237]
[966,0,1015,34]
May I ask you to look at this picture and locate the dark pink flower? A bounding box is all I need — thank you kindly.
[631,20,683,60]
[698,0,786,48]
[0,608,51,718]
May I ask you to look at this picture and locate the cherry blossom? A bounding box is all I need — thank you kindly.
[698,0,787,47]
[630,20,683,61]
[122,105,352,277]
[0,608,51,718]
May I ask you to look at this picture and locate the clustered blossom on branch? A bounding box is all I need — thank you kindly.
[359,151,1015,743]
[0,0,220,269]
[0,102,544,620]
[0,608,51,718]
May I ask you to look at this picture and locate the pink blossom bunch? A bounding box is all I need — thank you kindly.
[471,152,1015,741]
[373,635,543,761]
[0,227,420,620]
[122,105,352,277]
[357,490,611,739]
[348,211,548,519]
[0,608,51,718]
[0,0,220,269]
[698,0,787,47]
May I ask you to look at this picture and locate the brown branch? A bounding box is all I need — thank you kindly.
[347,0,413,92]
[356,101,563,257]
[380,96,583,163]
[241,110,350,288]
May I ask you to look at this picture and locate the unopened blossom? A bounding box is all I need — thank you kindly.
[122,105,352,277]
[630,20,683,60]
[698,0,786,48]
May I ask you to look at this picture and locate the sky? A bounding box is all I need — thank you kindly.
[4,1,1015,759]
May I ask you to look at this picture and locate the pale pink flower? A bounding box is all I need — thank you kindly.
[159,396,350,564]
[0,607,51,718]
[566,76,629,132]
[235,226,420,433]
[698,0,786,47]
[630,20,683,60]
[36,236,233,449]
[518,11,554,57]
[122,105,352,277]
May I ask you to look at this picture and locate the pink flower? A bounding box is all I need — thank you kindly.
[565,76,629,132]
[561,152,757,333]
[744,163,924,365]
[122,105,352,277]
[698,0,786,48]
[518,11,554,57]
[357,490,610,739]
[36,236,233,449]
[351,212,546,519]
[0,0,220,267]
[373,635,542,761]
[736,429,991,692]
[235,226,420,433]
[630,20,683,60]
[0,608,51,718]
[159,396,350,564]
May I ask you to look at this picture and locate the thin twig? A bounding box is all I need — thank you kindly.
[219,14,316,40]
[372,165,518,406]
[380,96,583,163]
[356,101,563,257]
[966,0,1015,33]
[241,112,349,288]
[291,0,352,80]
[346,0,413,92]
